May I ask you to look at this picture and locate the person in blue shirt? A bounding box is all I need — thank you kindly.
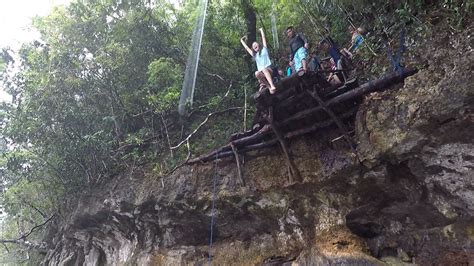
[341,26,366,58]
[286,60,294,77]
[286,26,310,72]
[240,28,277,94]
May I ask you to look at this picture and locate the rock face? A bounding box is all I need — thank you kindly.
[43,27,473,265]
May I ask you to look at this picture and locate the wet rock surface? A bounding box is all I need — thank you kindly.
[43,26,473,265]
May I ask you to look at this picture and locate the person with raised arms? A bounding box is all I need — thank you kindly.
[240,28,277,94]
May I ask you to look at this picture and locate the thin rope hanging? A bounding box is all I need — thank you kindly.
[208,153,219,264]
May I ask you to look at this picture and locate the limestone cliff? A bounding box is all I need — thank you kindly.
[42,25,473,265]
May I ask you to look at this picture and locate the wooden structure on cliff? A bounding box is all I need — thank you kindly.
[188,68,417,184]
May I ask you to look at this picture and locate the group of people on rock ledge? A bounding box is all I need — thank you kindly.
[240,25,367,94]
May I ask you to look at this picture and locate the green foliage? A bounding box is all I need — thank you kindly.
[442,0,472,28]
[146,58,182,113]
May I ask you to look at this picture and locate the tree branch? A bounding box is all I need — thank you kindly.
[20,213,56,240]
[187,81,233,118]
[171,107,243,150]
[12,192,47,219]
[0,238,47,254]
[161,113,174,158]
[0,213,55,254]
[205,72,226,82]
[1,242,9,253]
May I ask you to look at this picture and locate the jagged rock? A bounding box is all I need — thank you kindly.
[356,24,473,167]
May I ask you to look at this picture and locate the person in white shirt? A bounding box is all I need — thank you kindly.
[240,28,277,94]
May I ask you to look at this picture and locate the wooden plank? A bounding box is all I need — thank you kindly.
[187,68,417,164]
[267,107,302,183]
[188,107,358,163]
[231,143,245,186]
[278,67,417,127]
[305,85,356,150]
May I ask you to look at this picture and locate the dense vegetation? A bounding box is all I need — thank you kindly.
[0,0,470,263]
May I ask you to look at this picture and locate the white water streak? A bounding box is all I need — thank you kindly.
[271,13,279,49]
[178,0,209,115]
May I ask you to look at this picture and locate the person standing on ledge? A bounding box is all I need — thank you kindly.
[240,28,277,94]
[286,26,310,73]
[341,26,366,58]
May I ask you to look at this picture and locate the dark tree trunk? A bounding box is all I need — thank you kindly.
[241,0,257,72]
[241,0,256,46]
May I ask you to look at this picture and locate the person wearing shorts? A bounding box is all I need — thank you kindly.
[286,26,310,72]
[240,28,277,94]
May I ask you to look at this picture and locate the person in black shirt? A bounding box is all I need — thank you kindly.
[286,26,310,72]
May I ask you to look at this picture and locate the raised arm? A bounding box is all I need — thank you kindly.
[240,36,253,56]
[259,28,267,48]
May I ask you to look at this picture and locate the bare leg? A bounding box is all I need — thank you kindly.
[342,48,353,58]
[301,59,307,72]
[261,67,276,94]
[255,71,268,91]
